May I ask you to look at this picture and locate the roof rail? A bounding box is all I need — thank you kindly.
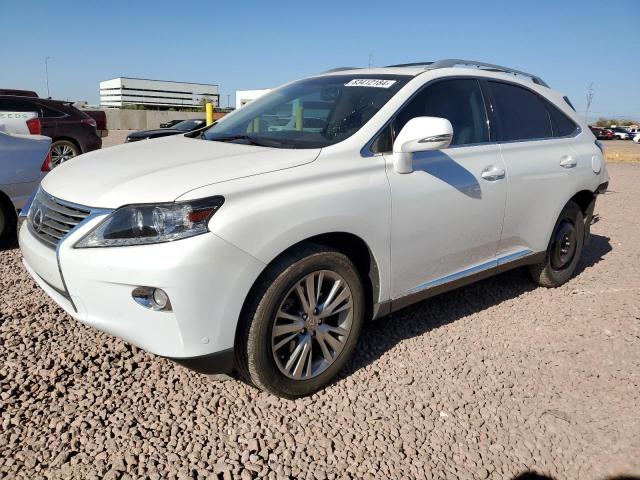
[424,59,549,87]
[386,61,434,68]
[321,67,361,74]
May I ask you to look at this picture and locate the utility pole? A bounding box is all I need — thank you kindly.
[45,56,51,98]
[368,53,374,69]
[585,82,594,124]
[227,94,230,108]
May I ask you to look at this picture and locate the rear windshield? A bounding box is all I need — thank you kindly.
[202,74,410,148]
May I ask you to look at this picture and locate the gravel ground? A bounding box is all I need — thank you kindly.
[1,164,639,480]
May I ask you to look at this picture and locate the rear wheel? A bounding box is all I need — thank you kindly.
[529,201,584,288]
[50,140,80,167]
[236,244,365,398]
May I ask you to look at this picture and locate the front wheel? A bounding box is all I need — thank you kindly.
[236,244,365,398]
[529,201,584,288]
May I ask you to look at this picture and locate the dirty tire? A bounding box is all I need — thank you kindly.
[529,200,584,288]
[235,243,365,398]
[0,198,16,242]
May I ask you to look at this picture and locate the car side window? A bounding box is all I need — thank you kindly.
[488,81,552,141]
[40,104,66,118]
[394,79,489,147]
[545,102,578,137]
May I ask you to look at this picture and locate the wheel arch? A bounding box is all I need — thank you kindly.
[238,231,382,339]
[569,189,596,215]
[52,136,82,153]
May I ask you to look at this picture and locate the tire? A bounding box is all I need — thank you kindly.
[235,243,365,398]
[0,198,17,243]
[50,140,80,167]
[529,201,584,288]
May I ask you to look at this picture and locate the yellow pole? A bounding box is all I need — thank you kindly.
[295,105,303,131]
[206,102,214,126]
[253,117,260,132]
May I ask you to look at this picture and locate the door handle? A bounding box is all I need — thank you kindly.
[481,165,505,181]
[559,156,577,169]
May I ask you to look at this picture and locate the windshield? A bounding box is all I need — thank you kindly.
[202,74,409,148]
[173,119,205,131]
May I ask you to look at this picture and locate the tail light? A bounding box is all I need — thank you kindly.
[40,151,53,172]
[81,117,97,128]
[26,117,41,135]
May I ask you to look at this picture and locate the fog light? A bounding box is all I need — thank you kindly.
[132,286,172,312]
[152,288,169,309]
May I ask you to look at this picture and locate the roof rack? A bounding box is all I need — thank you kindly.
[321,67,361,74]
[386,61,434,68]
[387,59,549,87]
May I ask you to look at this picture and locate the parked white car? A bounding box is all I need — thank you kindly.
[610,127,631,140]
[634,133,640,143]
[19,60,609,397]
[0,131,51,240]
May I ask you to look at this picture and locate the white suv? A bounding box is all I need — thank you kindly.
[19,59,609,397]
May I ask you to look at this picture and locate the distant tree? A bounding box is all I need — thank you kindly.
[594,117,639,127]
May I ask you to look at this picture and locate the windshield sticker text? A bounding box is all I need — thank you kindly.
[344,79,397,89]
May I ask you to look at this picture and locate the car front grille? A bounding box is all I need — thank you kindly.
[28,189,92,249]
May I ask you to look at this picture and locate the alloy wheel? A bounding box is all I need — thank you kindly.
[271,270,354,380]
[50,144,77,167]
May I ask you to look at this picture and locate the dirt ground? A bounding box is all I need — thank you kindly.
[602,139,640,163]
[1,160,639,479]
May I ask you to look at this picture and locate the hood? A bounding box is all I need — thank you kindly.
[42,135,320,208]
[127,128,182,139]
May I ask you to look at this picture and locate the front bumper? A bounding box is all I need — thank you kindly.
[19,219,265,364]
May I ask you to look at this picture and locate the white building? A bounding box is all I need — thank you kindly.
[100,77,219,109]
[235,89,271,109]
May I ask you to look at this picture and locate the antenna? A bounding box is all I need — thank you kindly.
[585,82,594,123]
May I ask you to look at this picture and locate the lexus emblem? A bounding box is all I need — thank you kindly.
[32,208,44,233]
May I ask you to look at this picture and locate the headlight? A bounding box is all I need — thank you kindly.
[74,196,224,248]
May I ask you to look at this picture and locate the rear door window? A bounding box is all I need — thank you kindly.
[488,81,552,141]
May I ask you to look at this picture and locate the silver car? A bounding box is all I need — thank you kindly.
[0,131,51,240]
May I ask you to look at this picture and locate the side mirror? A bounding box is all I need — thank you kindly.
[392,117,453,174]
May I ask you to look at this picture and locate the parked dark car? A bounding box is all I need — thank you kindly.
[126,119,206,142]
[83,110,109,138]
[0,95,102,167]
[159,119,183,128]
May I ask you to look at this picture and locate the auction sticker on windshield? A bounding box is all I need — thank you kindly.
[345,79,397,88]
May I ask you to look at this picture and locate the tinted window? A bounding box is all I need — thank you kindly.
[488,82,552,141]
[393,79,489,147]
[40,104,66,118]
[546,102,578,137]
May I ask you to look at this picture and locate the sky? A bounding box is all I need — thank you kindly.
[1,0,638,121]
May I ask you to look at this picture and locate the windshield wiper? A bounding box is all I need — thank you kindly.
[205,134,280,148]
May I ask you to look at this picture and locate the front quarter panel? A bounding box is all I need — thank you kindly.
[177,150,392,305]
